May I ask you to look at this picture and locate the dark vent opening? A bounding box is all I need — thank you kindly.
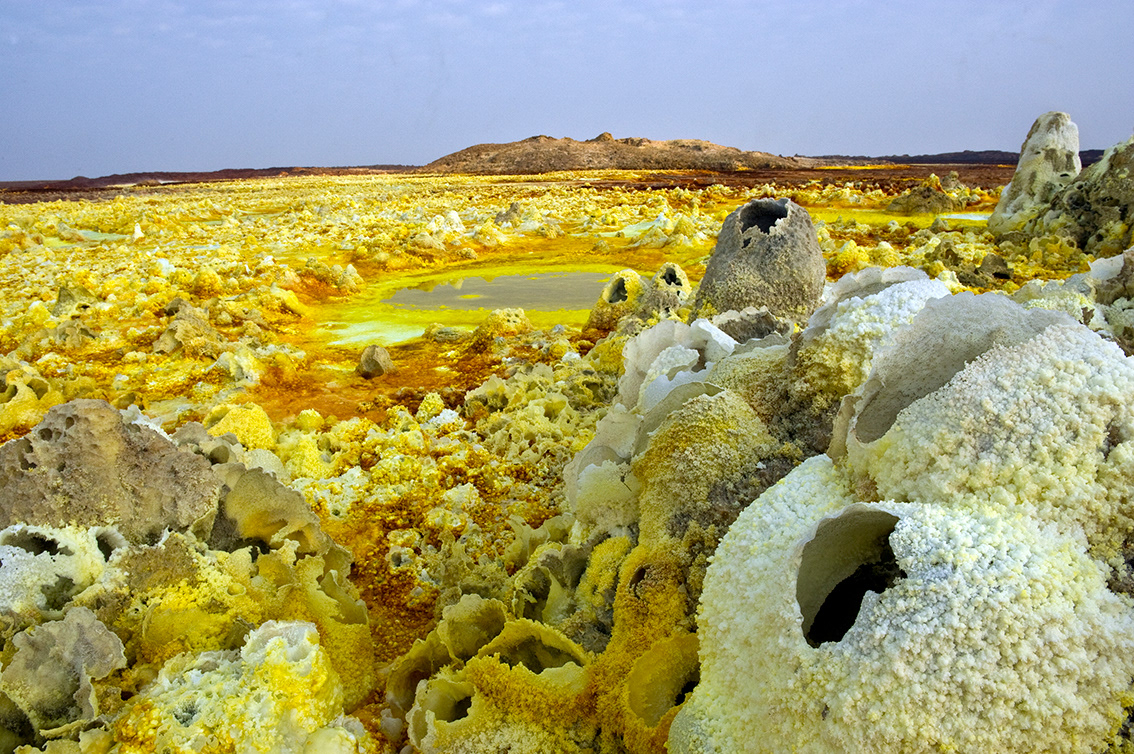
[605,277,629,304]
[797,509,906,648]
[805,539,905,647]
[738,200,789,234]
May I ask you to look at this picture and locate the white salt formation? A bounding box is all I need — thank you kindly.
[672,290,1134,754]
[988,111,1082,235]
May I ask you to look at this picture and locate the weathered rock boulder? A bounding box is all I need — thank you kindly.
[988,111,1082,235]
[1030,133,1134,257]
[51,283,97,319]
[357,344,396,378]
[152,303,226,358]
[0,400,222,542]
[693,198,825,320]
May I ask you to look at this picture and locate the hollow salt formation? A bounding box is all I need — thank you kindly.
[834,293,1134,556]
[584,262,696,338]
[673,284,1134,753]
[585,270,647,333]
[671,457,1134,754]
[693,197,825,321]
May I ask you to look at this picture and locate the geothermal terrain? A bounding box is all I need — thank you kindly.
[1,116,1134,753]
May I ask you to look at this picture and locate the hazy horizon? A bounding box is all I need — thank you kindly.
[3,0,1132,182]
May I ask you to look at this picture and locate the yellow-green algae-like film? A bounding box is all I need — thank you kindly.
[1,161,1130,754]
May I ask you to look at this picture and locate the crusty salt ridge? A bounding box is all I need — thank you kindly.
[788,266,951,411]
[0,606,126,739]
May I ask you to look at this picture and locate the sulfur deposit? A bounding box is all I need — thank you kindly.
[1,149,1132,753]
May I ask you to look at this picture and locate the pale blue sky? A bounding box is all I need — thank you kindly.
[2,0,1131,180]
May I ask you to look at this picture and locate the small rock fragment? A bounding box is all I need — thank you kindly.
[976,252,1012,280]
[50,283,97,319]
[357,345,396,379]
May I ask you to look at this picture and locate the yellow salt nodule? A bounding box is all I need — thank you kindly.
[207,402,277,451]
[109,620,369,754]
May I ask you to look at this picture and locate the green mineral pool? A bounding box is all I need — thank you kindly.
[318,270,620,346]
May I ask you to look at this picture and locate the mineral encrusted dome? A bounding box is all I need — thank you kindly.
[693,197,825,320]
[671,457,1134,754]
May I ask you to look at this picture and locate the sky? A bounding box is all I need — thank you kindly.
[2,0,1132,180]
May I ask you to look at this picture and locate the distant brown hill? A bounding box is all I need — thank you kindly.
[418,133,802,174]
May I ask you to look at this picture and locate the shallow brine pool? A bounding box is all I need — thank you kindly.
[319,270,617,346]
[385,271,613,311]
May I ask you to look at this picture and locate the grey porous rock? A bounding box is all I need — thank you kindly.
[693,197,824,321]
[0,399,222,542]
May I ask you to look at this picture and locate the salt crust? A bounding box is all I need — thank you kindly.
[790,271,951,406]
[848,323,1134,555]
[105,621,369,754]
[673,455,1134,754]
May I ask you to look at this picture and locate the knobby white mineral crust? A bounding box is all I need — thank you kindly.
[789,266,951,409]
[672,456,1134,754]
[846,322,1134,555]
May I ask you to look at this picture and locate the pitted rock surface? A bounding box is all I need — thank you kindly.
[0,399,222,542]
[694,198,825,320]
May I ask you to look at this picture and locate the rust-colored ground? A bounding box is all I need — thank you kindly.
[0,163,1015,204]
